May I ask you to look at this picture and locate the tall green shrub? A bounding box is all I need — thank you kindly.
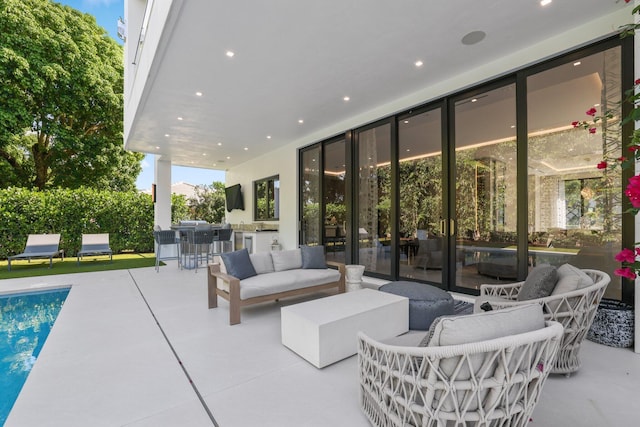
[0,188,155,258]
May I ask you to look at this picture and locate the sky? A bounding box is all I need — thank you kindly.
[56,0,226,190]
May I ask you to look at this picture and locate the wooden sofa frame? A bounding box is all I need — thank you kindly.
[208,261,346,325]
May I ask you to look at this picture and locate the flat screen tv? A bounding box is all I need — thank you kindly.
[225,184,244,212]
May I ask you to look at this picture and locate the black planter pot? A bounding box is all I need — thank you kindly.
[587,299,634,348]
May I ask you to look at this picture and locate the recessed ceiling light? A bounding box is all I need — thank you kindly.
[471,98,478,103]
[573,61,581,66]
[510,125,516,129]
[177,117,183,121]
[226,50,235,58]
[594,103,600,107]
[244,147,248,151]
[540,0,552,6]
[164,134,170,137]
[461,30,486,46]
[217,142,222,146]
[226,156,231,160]
[406,149,410,152]
[195,91,203,96]
[415,60,423,67]
[404,120,409,124]
[202,153,207,156]
[267,135,272,139]
[343,96,350,101]
[155,146,160,150]
[298,119,304,124]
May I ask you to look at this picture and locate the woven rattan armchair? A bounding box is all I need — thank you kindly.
[358,318,563,427]
[475,268,610,376]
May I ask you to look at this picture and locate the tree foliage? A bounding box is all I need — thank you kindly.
[0,0,143,190]
[188,181,227,223]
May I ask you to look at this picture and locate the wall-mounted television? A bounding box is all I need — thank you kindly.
[225,184,244,212]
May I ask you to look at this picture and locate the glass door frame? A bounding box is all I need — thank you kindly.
[446,77,519,295]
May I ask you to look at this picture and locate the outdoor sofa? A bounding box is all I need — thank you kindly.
[208,246,345,325]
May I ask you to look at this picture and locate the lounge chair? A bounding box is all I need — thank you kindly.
[77,233,113,265]
[7,234,64,271]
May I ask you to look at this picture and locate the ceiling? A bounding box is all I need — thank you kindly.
[125,0,627,171]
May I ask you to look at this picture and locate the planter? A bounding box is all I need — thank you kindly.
[587,299,634,348]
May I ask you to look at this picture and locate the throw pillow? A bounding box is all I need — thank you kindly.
[517,265,558,301]
[425,304,545,347]
[300,245,327,269]
[552,263,594,295]
[250,252,275,274]
[271,249,303,272]
[220,249,257,280]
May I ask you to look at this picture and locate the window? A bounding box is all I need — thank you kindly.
[253,175,279,221]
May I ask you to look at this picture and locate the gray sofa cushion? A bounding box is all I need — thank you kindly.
[517,265,558,301]
[250,252,275,274]
[300,245,327,269]
[235,268,341,300]
[220,249,257,280]
[271,249,303,272]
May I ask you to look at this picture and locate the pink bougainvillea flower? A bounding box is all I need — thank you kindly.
[589,127,597,134]
[618,156,627,162]
[586,107,597,116]
[615,267,637,280]
[596,161,607,169]
[625,175,640,208]
[636,247,640,257]
[615,248,636,263]
[629,145,640,152]
[571,121,580,127]
[635,78,640,85]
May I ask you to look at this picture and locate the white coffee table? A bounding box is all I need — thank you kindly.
[281,288,409,368]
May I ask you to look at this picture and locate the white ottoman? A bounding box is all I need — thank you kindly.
[281,289,408,368]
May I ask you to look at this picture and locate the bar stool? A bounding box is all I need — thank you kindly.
[153,229,181,272]
[212,228,233,255]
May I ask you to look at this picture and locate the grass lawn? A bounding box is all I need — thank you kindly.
[0,253,162,279]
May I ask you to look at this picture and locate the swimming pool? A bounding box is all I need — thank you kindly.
[0,288,70,425]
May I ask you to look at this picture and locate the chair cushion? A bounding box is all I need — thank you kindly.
[220,249,257,280]
[300,245,327,269]
[424,304,545,347]
[271,249,303,272]
[250,252,275,274]
[517,265,558,301]
[552,263,594,295]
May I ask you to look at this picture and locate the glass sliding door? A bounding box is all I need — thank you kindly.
[398,108,443,285]
[453,84,518,291]
[323,138,346,262]
[356,122,391,276]
[300,146,321,246]
[527,46,623,300]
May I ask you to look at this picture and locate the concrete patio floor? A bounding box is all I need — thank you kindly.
[2,262,639,426]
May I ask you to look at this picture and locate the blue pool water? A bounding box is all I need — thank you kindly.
[0,288,70,425]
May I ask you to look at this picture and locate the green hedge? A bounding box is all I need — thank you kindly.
[0,188,156,258]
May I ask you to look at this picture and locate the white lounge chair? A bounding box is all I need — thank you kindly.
[474,267,610,375]
[358,304,563,427]
[7,234,64,271]
[77,233,113,265]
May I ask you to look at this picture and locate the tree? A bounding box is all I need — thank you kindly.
[188,182,227,223]
[0,0,143,190]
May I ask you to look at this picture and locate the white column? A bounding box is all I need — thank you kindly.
[154,155,172,229]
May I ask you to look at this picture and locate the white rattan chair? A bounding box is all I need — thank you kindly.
[358,319,563,427]
[474,268,610,375]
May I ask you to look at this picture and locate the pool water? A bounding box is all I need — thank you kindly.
[0,288,70,425]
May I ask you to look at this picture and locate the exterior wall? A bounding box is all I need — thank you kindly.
[226,140,299,250]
